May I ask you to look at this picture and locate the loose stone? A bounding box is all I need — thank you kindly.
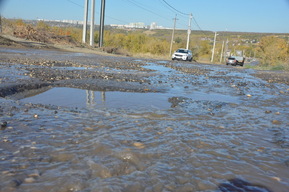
[133,142,145,149]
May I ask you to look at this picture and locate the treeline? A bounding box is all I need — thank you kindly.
[98,31,170,56]
[257,36,289,70]
[2,18,289,70]
[96,29,289,70]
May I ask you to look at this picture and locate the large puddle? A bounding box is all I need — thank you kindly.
[19,86,241,111]
[20,87,171,110]
[19,62,241,110]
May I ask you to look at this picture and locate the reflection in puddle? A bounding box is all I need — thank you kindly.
[20,87,240,110]
[21,87,171,110]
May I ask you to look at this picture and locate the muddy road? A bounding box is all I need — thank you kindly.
[0,47,289,192]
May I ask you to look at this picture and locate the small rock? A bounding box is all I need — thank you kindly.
[12,179,22,187]
[272,120,281,125]
[28,170,40,177]
[33,114,38,118]
[246,94,252,97]
[271,177,281,182]
[265,110,272,114]
[24,177,35,183]
[1,121,7,129]
[84,127,94,131]
[166,127,173,131]
[133,142,145,149]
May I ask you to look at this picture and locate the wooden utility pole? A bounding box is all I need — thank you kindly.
[220,40,225,63]
[211,31,218,62]
[186,13,192,50]
[169,15,177,57]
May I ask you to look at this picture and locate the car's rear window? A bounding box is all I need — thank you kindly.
[228,58,235,60]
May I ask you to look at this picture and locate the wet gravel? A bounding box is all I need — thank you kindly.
[1,47,289,192]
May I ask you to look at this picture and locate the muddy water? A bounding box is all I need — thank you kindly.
[20,88,172,110]
[1,48,289,192]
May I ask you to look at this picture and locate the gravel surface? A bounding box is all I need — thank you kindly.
[1,42,289,192]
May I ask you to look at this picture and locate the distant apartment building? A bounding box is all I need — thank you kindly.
[111,22,147,29]
[128,22,146,28]
[111,22,166,30]
[37,19,84,25]
[150,22,165,30]
[150,22,157,30]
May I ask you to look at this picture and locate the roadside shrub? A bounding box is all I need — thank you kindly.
[257,36,289,67]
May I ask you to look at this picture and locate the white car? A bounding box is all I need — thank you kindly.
[172,48,193,61]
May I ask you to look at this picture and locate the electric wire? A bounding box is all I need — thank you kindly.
[122,0,171,23]
[65,0,130,24]
[65,0,209,34]
[65,0,83,8]
[120,0,188,29]
[192,15,209,36]
[161,0,190,16]
[158,0,210,35]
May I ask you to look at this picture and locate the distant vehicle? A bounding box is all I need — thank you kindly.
[172,49,193,61]
[226,56,245,66]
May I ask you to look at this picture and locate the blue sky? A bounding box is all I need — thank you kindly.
[1,0,289,33]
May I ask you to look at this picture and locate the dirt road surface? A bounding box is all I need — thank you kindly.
[1,44,289,192]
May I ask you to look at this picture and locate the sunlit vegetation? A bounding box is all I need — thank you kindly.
[1,18,289,70]
[256,36,289,70]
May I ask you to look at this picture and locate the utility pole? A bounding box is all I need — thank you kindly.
[90,0,95,46]
[220,40,224,63]
[99,0,106,48]
[186,13,192,50]
[169,15,177,57]
[82,0,89,43]
[211,31,218,62]
[0,15,2,33]
[224,38,229,61]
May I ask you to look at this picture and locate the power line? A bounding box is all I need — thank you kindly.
[192,15,209,36]
[65,0,83,8]
[65,0,208,34]
[161,0,190,16]
[65,0,130,24]
[157,0,192,28]
[158,0,208,35]
[123,0,171,22]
